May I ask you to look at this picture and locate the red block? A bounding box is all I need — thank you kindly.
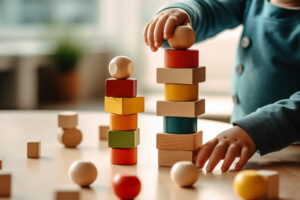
[111,148,137,165]
[106,78,137,98]
[164,49,199,68]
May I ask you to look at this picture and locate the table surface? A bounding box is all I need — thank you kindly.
[0,111,299,200]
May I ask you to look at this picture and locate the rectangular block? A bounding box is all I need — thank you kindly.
[0,172,11,197]
[0,159,2,170]
[104,96,144,115]
[27,141,41,159]
[106,78,137,98]
[157,99,205,117]
[158,150,194,167]
[156,131,202,151]
[109,129,140,148]
[110,114,137,130]
[55,187,80,200]
[99,125,109,140]
[165,84,198,101]
[164,117,197,134]
[58,111,78,129]
[258,170,279,199]
[111,148,137,165]
[157,66,206,84]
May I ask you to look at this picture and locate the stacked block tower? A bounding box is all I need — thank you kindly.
[156,26,206,167]
[104,56,145,165]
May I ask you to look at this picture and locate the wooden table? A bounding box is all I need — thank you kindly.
[0,111,299,200]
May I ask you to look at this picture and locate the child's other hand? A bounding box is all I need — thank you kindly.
[143,8,191,52]
[194,126,256,172]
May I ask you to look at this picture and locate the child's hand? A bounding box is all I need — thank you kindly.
[143,8,192,51]
[194,126,256,172]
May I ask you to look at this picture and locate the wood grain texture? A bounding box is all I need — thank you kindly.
[158,150,194,167]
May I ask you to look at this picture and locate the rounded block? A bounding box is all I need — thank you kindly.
[165,84,198,101]
[110,114,138,130]
[168,26,196,50]
[69,160,97,187]
[111,148,137,165]
[171,161,199,187]
[58,111,78,129]
[164,117,197,134]
[112,174,141,199]
[106,78,137,98]
[57,128,82,148]
[109,56,134,79]
[164,49,198,68]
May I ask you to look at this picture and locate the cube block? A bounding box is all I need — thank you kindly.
[27,141,41,159]
[158,150,194,167]
[108,129,140,148]
[110,114,137,130]
[58,112,78,129]
[111,148,137,165]
[104,96,144,115]
[105,78,137,98]
[258,170,279,199]
[164,117,197,134]
[0,172,11,197]
[99,125,109,140]
[165,84,198,101]
[164,49,198,68]
[55,188,80,200]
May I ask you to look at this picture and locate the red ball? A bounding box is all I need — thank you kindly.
[113,174,141,199]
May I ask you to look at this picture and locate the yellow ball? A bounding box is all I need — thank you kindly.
[69,161,98,187]
[233,170,267,200]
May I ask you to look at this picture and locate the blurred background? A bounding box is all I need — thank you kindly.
[0,0,241,122]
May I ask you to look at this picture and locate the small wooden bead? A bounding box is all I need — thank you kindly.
[170,161,199,187]
[57,128,82,148]
[69,161,97,187]
[168,26,196,50]
[109,56,134,79]
[58,111,78,129]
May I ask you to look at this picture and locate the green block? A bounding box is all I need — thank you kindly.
[108,129,140,148]
[164,117,197,134]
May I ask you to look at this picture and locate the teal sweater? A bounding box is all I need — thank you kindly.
[162,0,300,155]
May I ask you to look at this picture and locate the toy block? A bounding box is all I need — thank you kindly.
[157,67,206,84]
[164,117,197,134]
[55,187,80,200]
[111,148,137,165]
[157,99,205,117]
[57,128,82,148]
[168,26,196,50]
[109,56,134,79]
[0,172,11,197]
[158,150,194,167]
[164,49,198,68]
[258,170,279,199]
[99,125,109,140]
[156,131,202,151]
[58,111,78,129]
[104,97,144,115]
[106,78,137,98]
[0,159,2,170]
[165,84,198,101]
[108,129,140,148]
[110,114,138,130]
[27,141,41,158]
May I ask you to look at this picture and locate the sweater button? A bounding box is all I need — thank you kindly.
[236,64,244,75]
[241,36,251,48]
[232,95,240,104]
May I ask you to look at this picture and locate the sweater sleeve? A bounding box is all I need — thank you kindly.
[233,91,300,155]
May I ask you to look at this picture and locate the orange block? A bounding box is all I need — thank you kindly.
[110,114,138,130]
[164,49,198,68]
[111,148,137,165]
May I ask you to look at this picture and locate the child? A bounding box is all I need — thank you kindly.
[144,0,300,172]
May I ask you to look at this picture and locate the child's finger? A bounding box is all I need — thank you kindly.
[164,16,178,40]
[206,142,229,172]
[221,144,240,172]
[235,146,251,171]
[147,18,159,51]
[195,139,218,168]
[143,22,150,46]
[154,14,169,48]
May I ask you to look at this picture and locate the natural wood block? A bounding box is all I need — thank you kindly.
[157,99,205,117]
[58,112,78,129]
[27,141,41,159]
[0,159,2,170]
[164,49,198,68]
[108,129,140,148]
[156,131,202,151]
[110,114,138,130]
[106,78,137,98]
[158,150,194,167]
[165,84,198,101]
[55,187,80,200]
[164,117,197,134]
[109,56,134,79]
[258,170,279,199]
[157,67,206,84]
[104,96,144,115]
[111,148,137,165]
[57,128,82,148]
[0,172,11,197]
[99,125,109,140]
[168,26,196,50]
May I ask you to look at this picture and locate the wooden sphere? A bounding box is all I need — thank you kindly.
[168,26,196,50]
[57,128,82,148]
[113,174,141,199]
[170,161,199,187]
[109,56,134,79]
[69,161,98,187]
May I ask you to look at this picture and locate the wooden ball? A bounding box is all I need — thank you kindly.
[109,56,134,79]
[113,174,141,199]
[57,128,82,148]
[58,111,78,129]
[168,26,196,50]
[170,161,199,187]
[69,161,97,187]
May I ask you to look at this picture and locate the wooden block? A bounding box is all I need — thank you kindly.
[0,159,2,170]
[111,148,137,165]
[55,187,80,200]
[165,84,198,101]
[156,131,202,151]
[164,117,197,134]
[157,67,205,84]
[0,172,11,197]
[108,129,140,148]
[106,78,137,97]
[168,26,196,50]
[164,49,198,68]
[158,150,194,167]
[258,170,279,199]
[104,96,144,115]
[157,99,205,117]
[58,111,78,129]
[99,125,109,140]
[27,141,41,159]
[110,114,137,130]
[109,56,134,79]
[57,128,82,148]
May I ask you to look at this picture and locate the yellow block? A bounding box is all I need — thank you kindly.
[165,84,198,101]
[104,96,144,115]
